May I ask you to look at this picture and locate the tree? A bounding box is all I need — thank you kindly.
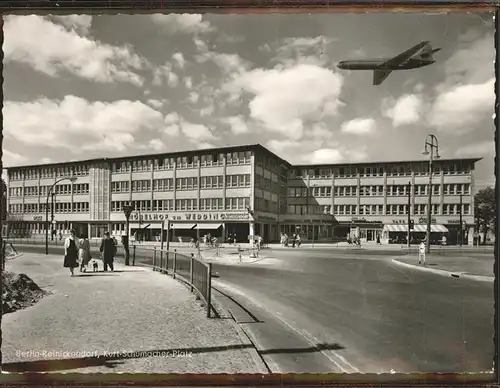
[474,187,496,244]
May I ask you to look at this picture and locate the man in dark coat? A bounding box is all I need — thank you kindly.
[100,231,117,271]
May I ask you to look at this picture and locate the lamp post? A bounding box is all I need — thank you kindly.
[51,192,55,241]
[45,177,77,255]
[422,134,440,254]
[122,203,134,266]
[246,206,255,252]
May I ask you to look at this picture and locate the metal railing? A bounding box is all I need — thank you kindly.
[132,246,212,318]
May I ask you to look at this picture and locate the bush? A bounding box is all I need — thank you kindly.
[2,271,48,314]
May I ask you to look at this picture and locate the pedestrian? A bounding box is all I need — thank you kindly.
[79,234,91,272]
[376,234,381,245]
[296,234,301,248]
[418,241,426,265]
[100,231,117,271]
[63,229,80,276]
[292,234,296,248]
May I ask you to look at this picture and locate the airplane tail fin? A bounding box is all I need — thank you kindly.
[417,43,441,61]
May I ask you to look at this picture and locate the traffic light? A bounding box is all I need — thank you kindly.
[409,220,415,230]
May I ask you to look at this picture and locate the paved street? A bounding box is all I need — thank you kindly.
[2,252,264,374]
[12,244,495,374]
[211,249,494,373]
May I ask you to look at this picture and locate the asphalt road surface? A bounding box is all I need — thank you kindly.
[14,245,494,374]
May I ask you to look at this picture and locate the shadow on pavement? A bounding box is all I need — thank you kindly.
[260,342,345,355]
[3,343,346,372]
[75,274,119,277]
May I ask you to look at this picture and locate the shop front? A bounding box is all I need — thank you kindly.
[382,217,449,245]
[338,218,384,243]
[127,211,252,243]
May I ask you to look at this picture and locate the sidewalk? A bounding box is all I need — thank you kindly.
[2,253,265,373]
[392,254,494,282]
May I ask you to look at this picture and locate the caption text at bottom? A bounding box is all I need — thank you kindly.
[16,350,193,359]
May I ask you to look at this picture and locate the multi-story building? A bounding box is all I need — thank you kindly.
[4,144,481,245]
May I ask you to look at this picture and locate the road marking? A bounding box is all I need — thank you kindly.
[213,280,359,373]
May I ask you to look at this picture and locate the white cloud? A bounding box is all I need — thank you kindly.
[4,96,164,152]
[152,63,179,87]
[150,14,213,34]
[173,52,186,68]
[227,64,344,140]
[181,121,216,142]
[267,139,302,153]
[3,150,28,167]
[428,79,494,131]
[5,15,146,86]
[272,36,336,68]
[148,139,167,151]
[184,77,193,89]
[162,113,181,136]
[340,117,376,135]
[197,51,250,78]
[309,123,334,140]
[427,30,494,133]
[454,140,495,158]
[197,142,216,150]
[50,15,93,35]
[147,99,167,109]
[222,116,249,135]
[307,147,368,164]
[187,92,200,104]
[382,94,424,127]
[200,105,216,117]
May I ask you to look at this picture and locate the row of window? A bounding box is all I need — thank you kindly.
[112,151,252,173]
[286,203,472,216]
[9,202,90,213]
[110,197,251,212]
[9,165,90,181]
[288,184,471,198]
[10,184,90,197]
[290,162,472,179]
[111,175,252,193]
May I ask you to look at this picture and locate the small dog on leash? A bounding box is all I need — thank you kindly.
[91,259,99,272]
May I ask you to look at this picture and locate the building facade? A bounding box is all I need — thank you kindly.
[4,144,480,245]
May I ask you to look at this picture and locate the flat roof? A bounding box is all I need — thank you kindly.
[3,143,483,171]
[293,157,484,168]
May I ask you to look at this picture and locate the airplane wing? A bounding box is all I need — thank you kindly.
[378,41,430,69]
[373,69,392,85]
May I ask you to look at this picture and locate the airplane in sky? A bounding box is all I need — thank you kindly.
[337,41,441,85]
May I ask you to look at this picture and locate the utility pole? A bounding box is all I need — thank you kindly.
[459,193,463,247]
[50,192,55,241]
[423,134,440,254]
[166,219,171,252]
[407,181,411,249]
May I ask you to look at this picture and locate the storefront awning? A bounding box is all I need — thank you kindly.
[195,223,222,230]
[170,223,196,230]
[383,224,449,233]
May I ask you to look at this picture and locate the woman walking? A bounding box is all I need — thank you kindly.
[79,235,91,272]
[64,229,80,276]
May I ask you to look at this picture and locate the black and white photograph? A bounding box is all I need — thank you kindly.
[0,11,495,375]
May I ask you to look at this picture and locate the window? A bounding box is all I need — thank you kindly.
[153,179,174,191]
[111,181,129,193]
[175,177,198,190]
[226,174,251,188]
[225,197,250,210]
[131,180,151,192]
[175,199,198,211]
[153,199,174,211]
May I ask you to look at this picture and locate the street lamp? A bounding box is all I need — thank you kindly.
[45,176,77,255]
[122,203,135,266]
[422,134,440,254]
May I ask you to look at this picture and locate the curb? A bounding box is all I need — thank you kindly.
[210,294,271,374]
[391,258,494,282]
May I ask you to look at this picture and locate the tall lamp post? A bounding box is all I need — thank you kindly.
[422,134,440,254]
[122,203,134,266]
[45,177,77,255]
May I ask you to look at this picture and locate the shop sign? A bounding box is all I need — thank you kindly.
[418,217,436,224]
[33,216,43,221]
[447,220,463,224]
[131,212,250,222]
[351,217,366,222]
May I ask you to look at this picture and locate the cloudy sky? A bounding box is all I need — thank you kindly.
[3,12,495,188]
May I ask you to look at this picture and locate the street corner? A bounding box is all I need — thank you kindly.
[391,257,456,278]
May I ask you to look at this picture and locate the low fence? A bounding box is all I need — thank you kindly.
[131,246,212,318]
